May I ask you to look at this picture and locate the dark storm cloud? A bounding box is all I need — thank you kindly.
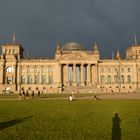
[0,0,140,58]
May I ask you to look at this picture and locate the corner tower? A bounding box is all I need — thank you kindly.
[1,34,24,60]
[0,34,24,92]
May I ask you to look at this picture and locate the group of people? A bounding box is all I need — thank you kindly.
[68,89,100,101]
[18,87,40,100]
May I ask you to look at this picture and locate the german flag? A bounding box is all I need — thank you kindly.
[117,50,122,65]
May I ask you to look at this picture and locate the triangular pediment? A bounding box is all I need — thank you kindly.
[60,51,97,60]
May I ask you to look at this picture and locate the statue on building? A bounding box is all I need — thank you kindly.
[92,42,99,55]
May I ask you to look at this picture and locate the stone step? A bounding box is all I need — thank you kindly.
[63,85,102,93]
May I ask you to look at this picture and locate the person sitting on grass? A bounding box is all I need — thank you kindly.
[69,95,73,101]
[94,95,100,100]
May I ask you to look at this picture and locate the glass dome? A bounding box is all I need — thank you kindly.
[62,42,85,51]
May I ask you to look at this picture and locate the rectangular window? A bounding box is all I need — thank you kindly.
[43,66,48,73]
[100,66,104,73]
[21,75,26,84]
[29,66,33,73]
[35,66,40,73]
[101,75,105,83]
[21,66,26,73]
[107,75,111,84]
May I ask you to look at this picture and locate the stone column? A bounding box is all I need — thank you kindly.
[73,64,76,86]
[87,64,91,85]
[65,64,69,86]
[80,64,84,86]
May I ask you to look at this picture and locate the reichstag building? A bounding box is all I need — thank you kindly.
[0,36,140,93]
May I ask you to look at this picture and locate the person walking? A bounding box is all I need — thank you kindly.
[37,89,40,97]
[25,90,29,100]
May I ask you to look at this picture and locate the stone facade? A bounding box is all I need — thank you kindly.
[0,38,140,93]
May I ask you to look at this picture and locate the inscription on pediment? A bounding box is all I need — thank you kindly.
[61,52,94,60]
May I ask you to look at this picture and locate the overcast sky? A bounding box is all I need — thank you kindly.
[0,0,140,58]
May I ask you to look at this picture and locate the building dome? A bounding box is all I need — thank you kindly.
[62,42,85,51]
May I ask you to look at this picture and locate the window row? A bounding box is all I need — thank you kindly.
[100,75,131,83]
[6,67,14,73]
[135,49,140,54]
[5,49,16,55]
[100,67,131,73]
[21,66,54,73]
[21,75,54,84]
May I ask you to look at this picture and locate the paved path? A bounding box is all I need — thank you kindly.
[0,93,140,100]
[94,93,140,100]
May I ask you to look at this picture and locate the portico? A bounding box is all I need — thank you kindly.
[61,63,96,86]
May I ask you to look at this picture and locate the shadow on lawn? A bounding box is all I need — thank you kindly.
[111,113,121,140]
[0,116,33,130]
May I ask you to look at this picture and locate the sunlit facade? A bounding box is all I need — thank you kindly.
[0,37,140,93]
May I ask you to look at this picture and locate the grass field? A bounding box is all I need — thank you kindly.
[0,96,140,140]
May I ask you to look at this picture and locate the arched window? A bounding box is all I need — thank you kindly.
[107,75,111,84]
[120,75,124,83]
[9,49,12,54]
[128,68,131,73]
[121,68,124,73]
[6,67,14,73]
[35,75,40,84]
[29,66,33,73]
[127,75,131,83]
[42,75,46,84]
[28,75,32,84]
[101,75,104,83]
[48,66,54,84]
[48,75,53,84]
[114,75,118,83]
[21,75,26,84]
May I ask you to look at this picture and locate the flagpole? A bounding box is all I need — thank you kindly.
[117,50,121,93]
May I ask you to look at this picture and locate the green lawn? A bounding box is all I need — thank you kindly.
[0,99,140,140]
